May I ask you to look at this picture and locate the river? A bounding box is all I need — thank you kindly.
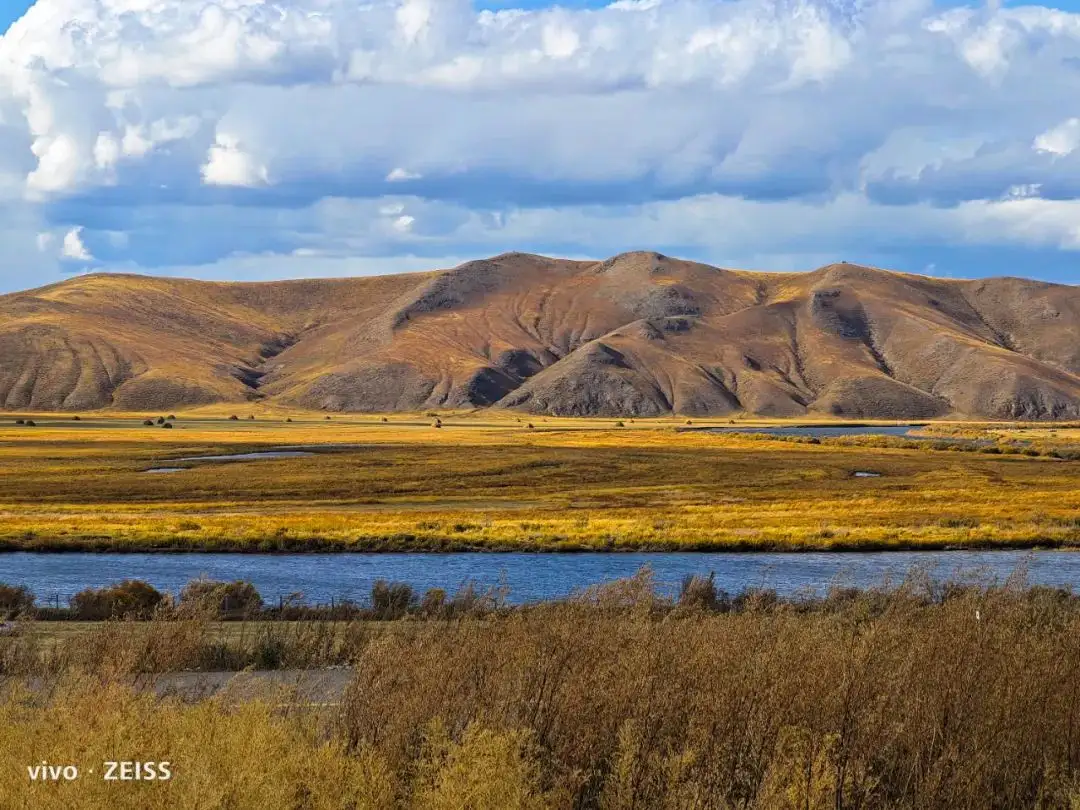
[0,549,1073,606]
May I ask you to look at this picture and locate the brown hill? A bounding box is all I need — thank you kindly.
[2,254,1078,419]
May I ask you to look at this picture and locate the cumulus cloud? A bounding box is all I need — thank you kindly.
[1035,119,1080,158]
[0,0,1078,292]
[60,226,92,261]
[201,133,268,187]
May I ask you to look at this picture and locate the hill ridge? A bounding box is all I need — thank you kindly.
[2,256,1079,418]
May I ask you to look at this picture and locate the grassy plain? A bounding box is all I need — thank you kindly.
[1,409,1079,551]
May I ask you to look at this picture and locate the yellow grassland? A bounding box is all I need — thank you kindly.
[0,410,1078,551]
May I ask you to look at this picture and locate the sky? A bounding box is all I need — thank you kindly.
[0,0,1079,294]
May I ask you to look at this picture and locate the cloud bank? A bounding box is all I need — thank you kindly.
[0,0,1079,291]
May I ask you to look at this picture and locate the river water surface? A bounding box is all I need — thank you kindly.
[0,550,1074,606]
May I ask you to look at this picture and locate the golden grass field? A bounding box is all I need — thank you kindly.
[1,408,1079,552]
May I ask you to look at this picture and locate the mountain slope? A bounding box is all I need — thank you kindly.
[2,254,1078,419]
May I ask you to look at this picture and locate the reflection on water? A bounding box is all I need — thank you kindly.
[177,451,316,462]
[143,445,374,472]
[701,425,925,439]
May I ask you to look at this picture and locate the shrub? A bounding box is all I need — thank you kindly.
[72,415,81,421]
[24,420,35,427]
[143,419,154,426]
[156,417,165,425]
[161,422,174,429]
[678,573,727,611]
[166,415,176,421]
[71,580,164,620]
[0,583,34,615]
[421,588,448,616]
[229,415,239,421]
[14,419,24,425]
[371,580,416,619]
[180,579,263,617]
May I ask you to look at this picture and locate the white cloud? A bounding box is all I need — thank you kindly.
[541,21,581,60]
[1035,118,1080,157]
[1003,183,1041,199]
[0,0,1077,291]
[0,0,1074,204]
[386,167,422,182]
[201,133,268,187]
[60,226,92,261]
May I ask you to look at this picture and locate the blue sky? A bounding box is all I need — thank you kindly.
[0,2,23,31]
[0,0,1079,293]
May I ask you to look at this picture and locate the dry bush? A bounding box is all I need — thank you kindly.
[0,582,34,616]
[70,580,164,620]
[339,581,1080,809]
[10,574,1080,807]
[0,677,396,810]
[370,580,416,619]
[179,578,263,618]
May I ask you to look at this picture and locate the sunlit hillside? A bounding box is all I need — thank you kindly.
[2,254,1079,418]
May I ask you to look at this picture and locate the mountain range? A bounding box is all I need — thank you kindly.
[1,252,1078,419]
